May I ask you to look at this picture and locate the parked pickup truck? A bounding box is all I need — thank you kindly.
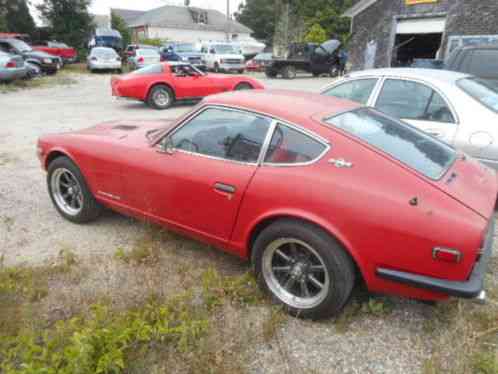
[265,39,343,79]
[32,41,77,64]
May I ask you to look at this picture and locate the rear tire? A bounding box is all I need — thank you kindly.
[281,65,297,80]
[265,69,277,78]
[238,69,245,74]
[47,156,102,224]
[252,219,355,319]
[214,62,221,73]
[147,85,174,110]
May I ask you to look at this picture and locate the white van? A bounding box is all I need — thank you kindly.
[200,43,245,73]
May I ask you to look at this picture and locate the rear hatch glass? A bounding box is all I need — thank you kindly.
[324,108,456,180]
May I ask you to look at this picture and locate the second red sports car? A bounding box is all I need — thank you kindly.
[111,62,264,110]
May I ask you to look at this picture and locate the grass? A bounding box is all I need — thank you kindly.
[0,71,77,94]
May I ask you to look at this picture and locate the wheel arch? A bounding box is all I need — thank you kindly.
[245,213,367,283]
[44,147,77,170]
[233,80,254,90]
[145,81,176,101]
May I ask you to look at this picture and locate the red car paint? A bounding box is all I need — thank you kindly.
[32,44,77,62]
[111,62,264,102]
[37,90,497,302]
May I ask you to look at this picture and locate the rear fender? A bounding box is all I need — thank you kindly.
[242,209,368,281]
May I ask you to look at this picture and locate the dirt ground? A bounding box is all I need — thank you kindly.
[1,72,497,374]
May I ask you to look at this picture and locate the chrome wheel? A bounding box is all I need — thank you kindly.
[153,88,171,107]
[262,238,330,309]
[50,168,83,216]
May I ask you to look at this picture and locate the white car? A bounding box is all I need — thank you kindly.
[200,43,245,74]
[128,48,161,70]
[321,68,498,169]
[87,47,122,73]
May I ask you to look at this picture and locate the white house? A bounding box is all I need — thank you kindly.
[112,5,253,44]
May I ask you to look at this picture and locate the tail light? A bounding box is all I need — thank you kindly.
[6,60,16,68]
[432,247,462,263]
[138,57,144,63]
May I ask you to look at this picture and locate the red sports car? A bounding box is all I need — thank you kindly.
[37,90,497,319]
[111,62,264,110]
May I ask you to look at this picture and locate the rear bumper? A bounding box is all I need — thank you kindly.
[377,219,495,299]
[219,63,245,71]
[0,67,28,81]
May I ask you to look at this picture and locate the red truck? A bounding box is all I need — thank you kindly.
[32,41,77,64]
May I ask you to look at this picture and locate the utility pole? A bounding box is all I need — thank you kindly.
[226,0,231,41]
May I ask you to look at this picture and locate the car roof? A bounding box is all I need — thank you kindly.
[203,89,360,125]
[459,44,498,51]
[348,68,470,85]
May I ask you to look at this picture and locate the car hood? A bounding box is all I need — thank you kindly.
[24,50,56,59]
[217,53,244,59]
[176,52,203,58]
[434,155,498,220]
[74,119,175,141]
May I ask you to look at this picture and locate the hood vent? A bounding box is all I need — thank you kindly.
[113,125,138,131]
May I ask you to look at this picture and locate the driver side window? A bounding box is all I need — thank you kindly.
[170,108,272,163]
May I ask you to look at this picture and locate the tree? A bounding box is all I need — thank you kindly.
[2,0,36,34]
[234,0,276,45]
[304,23,327,44]
[111,11,131,47]
[37,0,94,50]
[293,0,352,43]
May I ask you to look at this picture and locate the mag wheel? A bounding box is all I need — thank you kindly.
[47,157,102,223]
[253,220,355,319]
[148,85,174,110]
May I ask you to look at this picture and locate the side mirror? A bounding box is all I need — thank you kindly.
[157,137,175,155]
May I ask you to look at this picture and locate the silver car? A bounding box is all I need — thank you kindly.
[0,51,27,82]
[321,68,498,169]
[128,48,161,70]
[87,47,122,73]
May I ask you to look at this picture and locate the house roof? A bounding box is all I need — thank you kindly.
[343,0,378,17]
[112,6,252,34]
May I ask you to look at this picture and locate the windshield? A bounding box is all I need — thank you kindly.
[9,39,32,52]
[214,44,237,54]
[324,108,457,180]
[176,43,197,53]
[457,77,498,113]
[95,36,123,50]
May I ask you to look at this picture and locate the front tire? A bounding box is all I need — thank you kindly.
[281,65,297,80]
[253,219,355,319]
[147,85,174,110]
[47,157,102,224]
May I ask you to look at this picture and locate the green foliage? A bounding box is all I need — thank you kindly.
[304,23,328,44]
[472,351,498,374]
[0,299,209,374]
[235,0,276,45]
[0,0,36,34]
[201,268,263,310]
[37,0,94,50]
[294,0,353,44]
[111,11,131,48]
[138,38,163,47]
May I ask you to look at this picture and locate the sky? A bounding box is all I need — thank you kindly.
[30,0,245,22]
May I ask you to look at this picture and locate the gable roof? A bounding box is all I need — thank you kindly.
[112,6,252,34]
[343,0,378,17]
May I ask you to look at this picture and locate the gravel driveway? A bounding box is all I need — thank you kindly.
[1,72,496,374]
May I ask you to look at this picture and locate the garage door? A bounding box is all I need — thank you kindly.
[396,17,446,34]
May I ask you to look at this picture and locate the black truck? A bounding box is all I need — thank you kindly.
[265,39,343,79]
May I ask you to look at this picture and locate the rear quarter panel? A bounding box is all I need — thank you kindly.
[232,125,486,300]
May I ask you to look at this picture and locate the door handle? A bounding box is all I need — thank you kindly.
[426,129,442,137]
[214,182,236,194]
